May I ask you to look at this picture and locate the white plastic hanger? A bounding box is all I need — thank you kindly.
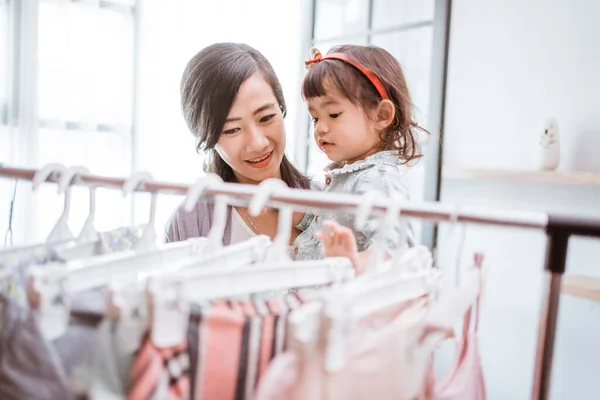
[27,172,232,341]
[353,189,389,273]
[178,256,353,301]
[143,174,272,279]
[57,165,100,243]
[425,256,482,332]
[33,163,76,243]
[449,204,468,287]
[248,178,294,263]
[177,178,355,301]
[0,164,78,258]
[352,191,428,277]
[420,205,481,335]
[49,166,107,260]
[123,171,157,251]
[31,172,231,295]
[115,174,275,347]
[185,173,228,250]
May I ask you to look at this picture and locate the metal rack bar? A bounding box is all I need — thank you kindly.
[2,163,600,400]
[0,165,549,229]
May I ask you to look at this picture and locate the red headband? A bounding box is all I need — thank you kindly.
[304,49,389,100]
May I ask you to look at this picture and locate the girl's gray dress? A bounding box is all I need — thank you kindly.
[292,150,415,260]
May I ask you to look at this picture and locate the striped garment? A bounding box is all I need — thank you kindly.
[127,332,190,400]
[194,292,307,400]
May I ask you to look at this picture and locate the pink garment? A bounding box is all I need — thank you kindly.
[254,296,445,400]
[430,254,486,400]
[255,254,487,400]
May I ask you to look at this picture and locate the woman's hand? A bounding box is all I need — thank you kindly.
[315,219,363,274]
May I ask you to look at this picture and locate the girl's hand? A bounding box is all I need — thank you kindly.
[315,219,363,274]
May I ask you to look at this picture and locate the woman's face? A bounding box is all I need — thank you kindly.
[215,73,286,185]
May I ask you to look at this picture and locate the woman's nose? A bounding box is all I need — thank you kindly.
[246,125,270,151]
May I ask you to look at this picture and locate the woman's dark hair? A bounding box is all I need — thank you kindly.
[180,42,310,189]
[302,44,428,165]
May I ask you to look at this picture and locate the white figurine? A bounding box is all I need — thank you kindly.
[536,118,560,170]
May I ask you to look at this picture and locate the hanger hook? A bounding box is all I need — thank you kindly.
[32,163,67,191]
[450,204,468,286]
[249,179,291,262]
[248,178,288,217]
[183,173,224,212]
[123,171,157,249]
[369,195,404,272]
[184,174,228,248]
[57,166,90,194]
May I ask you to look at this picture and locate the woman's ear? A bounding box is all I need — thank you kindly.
[374,99,396,130]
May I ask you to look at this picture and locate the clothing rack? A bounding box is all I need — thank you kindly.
[2,164,600,400]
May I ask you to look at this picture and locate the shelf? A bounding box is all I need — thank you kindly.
[561,275,600,302]
[442,167,600,186]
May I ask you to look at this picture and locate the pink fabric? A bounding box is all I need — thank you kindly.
[431,309,485,399]
[430,254,486,400]
[253,353,299,400]
[255,296,442,400]
[256,253,487,400]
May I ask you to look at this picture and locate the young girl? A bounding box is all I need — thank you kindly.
[292,45,427,274]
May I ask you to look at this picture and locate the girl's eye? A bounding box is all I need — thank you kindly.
[222,128,240,135]
[311,117,318,123]
[259,114,276,123]
[329,113,341,119]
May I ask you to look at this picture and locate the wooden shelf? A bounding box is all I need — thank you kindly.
[561,275,600,302]
[443,167,600,186]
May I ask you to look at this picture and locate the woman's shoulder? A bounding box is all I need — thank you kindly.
[164,200,214,243]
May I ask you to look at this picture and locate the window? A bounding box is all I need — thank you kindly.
[0,0,10,160]
[33,0,135,239]
[37,0,134,133]
[1,0,136,244]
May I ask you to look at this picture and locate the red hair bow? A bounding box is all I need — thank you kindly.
[304,48,324,67]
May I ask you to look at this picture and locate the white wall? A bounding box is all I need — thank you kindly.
[437,0,600,399]
[443,0,600,171]
[133,0,305,234]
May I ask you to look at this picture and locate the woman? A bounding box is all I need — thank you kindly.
[165,43,313,246]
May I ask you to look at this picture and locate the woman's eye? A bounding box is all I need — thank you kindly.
[329,113,341,119]
[259,114,276,123]
[222,128,240,135]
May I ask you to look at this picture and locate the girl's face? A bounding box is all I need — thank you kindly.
[216,73,286,184]
[307,83,381,164]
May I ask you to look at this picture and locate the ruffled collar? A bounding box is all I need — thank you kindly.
[324,150,401,177]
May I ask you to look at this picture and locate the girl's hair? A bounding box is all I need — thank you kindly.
[302,44,428,165]
[180,42,310,189]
